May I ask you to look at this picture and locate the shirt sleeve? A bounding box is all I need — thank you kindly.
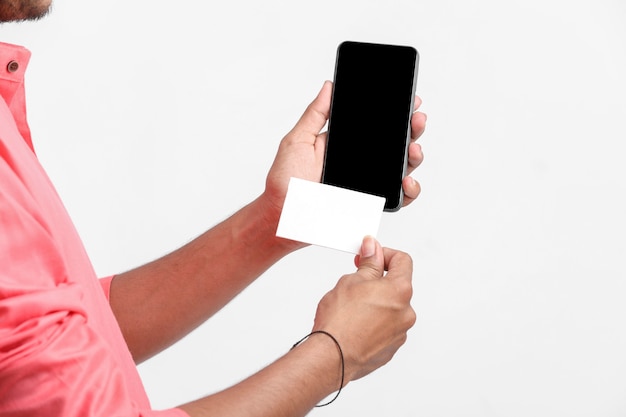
[0,154,188,416]
[99,275,114,300]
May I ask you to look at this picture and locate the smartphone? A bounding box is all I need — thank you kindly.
[321,41,419,212]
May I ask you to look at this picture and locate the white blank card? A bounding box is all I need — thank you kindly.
[276,177,386,254]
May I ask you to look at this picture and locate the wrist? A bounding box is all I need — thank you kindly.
[291,330,345,406]
[254,191,308,254]
[289,330,349,403]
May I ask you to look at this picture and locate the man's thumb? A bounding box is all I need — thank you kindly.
[292,81,332,138]
[357,236,384,278]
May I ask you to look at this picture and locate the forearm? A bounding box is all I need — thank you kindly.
[109,194,298,362]
[179,333,345,417]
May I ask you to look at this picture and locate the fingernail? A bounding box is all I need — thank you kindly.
[361,236,376,258]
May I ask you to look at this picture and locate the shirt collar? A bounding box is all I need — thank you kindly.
[0,42,33,151]
[0,42,31,100]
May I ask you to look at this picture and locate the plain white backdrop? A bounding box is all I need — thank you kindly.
[2,0,626,415]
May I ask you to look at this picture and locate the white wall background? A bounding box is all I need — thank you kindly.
[2,0,626,415]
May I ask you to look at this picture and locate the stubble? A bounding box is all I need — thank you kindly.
[0,0,52,22]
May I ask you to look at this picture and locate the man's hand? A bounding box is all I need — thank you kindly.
[263,81,333,215]
[262,81,427,229]
[180,236,415,417]
[312,236,416,383]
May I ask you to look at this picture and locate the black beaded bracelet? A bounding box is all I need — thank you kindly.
[291,330,345,407]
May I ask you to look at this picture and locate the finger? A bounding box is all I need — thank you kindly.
[411,110,427,141]
[401,176,421,207]
[413,95,423,111]
[382,247,413,279]
[382,248,414,307]
[406,142,423,174]
[290,81,333,142]
[356,236,385,279]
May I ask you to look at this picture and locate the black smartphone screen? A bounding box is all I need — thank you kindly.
[321,41,419,212]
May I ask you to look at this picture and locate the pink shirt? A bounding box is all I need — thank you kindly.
[0,42,187,417]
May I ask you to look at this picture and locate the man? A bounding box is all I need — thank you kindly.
[0,0,428,415]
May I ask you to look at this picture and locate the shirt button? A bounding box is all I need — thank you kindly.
[7,61,20,73]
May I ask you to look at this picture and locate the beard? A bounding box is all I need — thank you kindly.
[0,0,52,22]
